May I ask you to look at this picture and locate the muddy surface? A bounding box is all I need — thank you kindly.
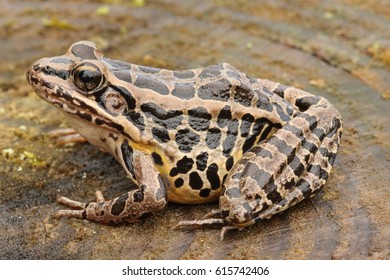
[0,0,389,259]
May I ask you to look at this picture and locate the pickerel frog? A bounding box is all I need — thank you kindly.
[27,41,342,239]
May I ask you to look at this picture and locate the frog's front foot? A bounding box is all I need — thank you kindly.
[54,190,106,220]
[54,190,134,224]
[54,154,168,224]
[54,185,166,224]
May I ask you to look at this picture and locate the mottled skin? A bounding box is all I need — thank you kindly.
[26,41,342,239]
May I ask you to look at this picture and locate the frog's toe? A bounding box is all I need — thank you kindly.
[54,196,90,220]
[219,225,243,241]
[56,196,87,210]
[202,209,223,219]
[173,219,242,241]
[48,128,86,146]
[54,209,85,220]
[173,218,227,230]
[95,190,105,203]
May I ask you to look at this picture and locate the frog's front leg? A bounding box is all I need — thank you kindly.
[176,83,342,239]
[54,149,167,224]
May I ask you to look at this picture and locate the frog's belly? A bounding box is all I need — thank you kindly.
[160,148,240,204]
[160,160,225,204]
[167,185,222,204]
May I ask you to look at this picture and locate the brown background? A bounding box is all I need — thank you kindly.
[0,0,389,259]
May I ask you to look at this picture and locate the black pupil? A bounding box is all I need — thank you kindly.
[78,69,98,83]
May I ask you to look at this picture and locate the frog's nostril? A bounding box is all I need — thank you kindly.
[32,63,40,72]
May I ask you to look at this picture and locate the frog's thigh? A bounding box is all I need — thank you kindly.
[55,153,167,224]
[221,105,342,226]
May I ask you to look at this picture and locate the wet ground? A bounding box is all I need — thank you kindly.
[0,0,389,259]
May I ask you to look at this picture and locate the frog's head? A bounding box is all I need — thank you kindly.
[27,41,106,101]
[26,41,142,143]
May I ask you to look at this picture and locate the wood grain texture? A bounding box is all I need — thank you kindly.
[0,0,389,259]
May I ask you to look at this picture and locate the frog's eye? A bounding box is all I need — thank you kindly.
[73,63,104,92]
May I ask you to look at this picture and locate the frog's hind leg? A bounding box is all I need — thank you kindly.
[220,82,343,227]
[54,151,168,224]
[258,81,343,217]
